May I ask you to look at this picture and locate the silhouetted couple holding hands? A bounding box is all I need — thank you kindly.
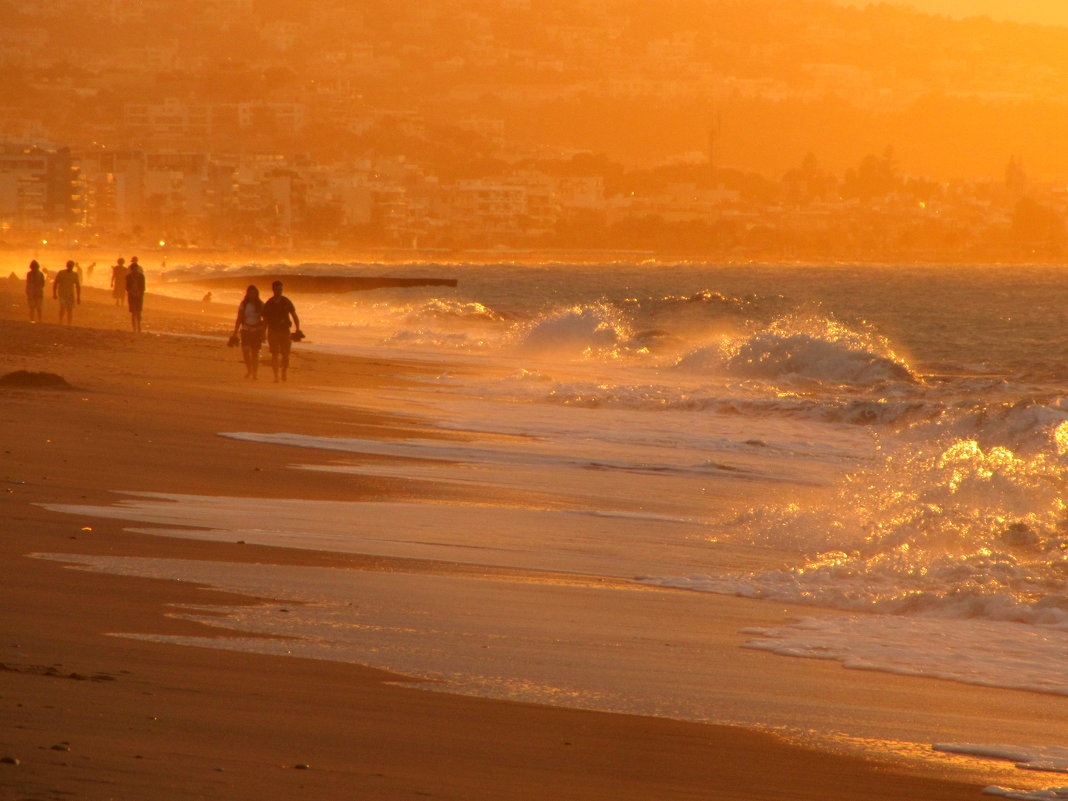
[232,280,302,382]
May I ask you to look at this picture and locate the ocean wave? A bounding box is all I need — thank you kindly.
[539,380,937,425]
[402,298,507,325]
[621,289,763,318]
[509,302,634,358]
[383,329,493,350]
[676,315,917,386]
[902,398,1068,455]
[643,403,1068,627]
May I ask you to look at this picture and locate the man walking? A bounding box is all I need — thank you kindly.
[261,280,302,382]
[53,260,81,325]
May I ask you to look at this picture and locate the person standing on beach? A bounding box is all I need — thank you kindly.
[261,280,301,382]
[110,257,127,306]
[25,260,45,322]
[52,260,80,325]
[232,285,265,379]
[125,257,146,333]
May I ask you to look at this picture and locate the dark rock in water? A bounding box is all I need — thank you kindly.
[0,756,19,765]
[0,371,72,389]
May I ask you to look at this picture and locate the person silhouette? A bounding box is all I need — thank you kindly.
[125,258,146,332]
[261,280,302,382]
[232,285,265,379]
[25,260,45,322]
[52,260,80,325]
[110,257,127,306]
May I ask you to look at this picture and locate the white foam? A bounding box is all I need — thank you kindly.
[934,744,1068,774]
[33,551,1068,756]
[40,491,735,578]
[934,744,1068,799]
[982,788,1068,800]
[741,614,1068,696]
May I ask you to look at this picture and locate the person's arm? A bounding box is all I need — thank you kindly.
[233,302,244,334]
[52,277,57,299]
[75,274,81,303]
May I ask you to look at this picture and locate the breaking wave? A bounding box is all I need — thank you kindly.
[510,302,634,358]
[676,315,917,386]
[644,400,1068,627]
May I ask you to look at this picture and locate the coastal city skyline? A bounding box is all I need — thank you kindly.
[5,0,1068,258]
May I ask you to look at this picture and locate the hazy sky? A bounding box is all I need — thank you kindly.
[837,0,1068,27]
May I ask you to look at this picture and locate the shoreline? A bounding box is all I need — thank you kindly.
[0,280,1007,799]
[6,247,1068,274]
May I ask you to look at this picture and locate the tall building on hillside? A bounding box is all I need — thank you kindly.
[0,146,81,231]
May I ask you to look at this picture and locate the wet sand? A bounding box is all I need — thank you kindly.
[0,276,993,800]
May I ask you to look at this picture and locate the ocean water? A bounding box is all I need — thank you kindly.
[44,261,1068,792]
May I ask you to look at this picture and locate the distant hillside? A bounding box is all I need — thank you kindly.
[4,0,1068,178]
[836,0,1068,27]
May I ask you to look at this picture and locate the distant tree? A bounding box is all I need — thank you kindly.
[843,147,900,200]
[782,152,838,203]
[1005,156,1027,196]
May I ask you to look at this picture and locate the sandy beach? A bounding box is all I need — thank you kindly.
[0,273,1021,800]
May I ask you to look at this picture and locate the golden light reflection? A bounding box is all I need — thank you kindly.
[780,730,1052,792]
[1054,421,1068,455]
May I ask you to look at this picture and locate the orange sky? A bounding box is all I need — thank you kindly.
[837,0,1068,26]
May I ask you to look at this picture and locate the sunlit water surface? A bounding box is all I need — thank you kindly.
[43,261,1068,794]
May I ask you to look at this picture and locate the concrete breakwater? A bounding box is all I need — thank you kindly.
[180,275,458,293]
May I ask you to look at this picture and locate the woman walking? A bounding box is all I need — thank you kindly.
[232,285,265,379]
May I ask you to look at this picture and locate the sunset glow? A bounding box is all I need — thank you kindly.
[5,5,1068,801]
[4,0,1068,259]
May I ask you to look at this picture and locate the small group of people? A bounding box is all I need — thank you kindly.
[110,256,146,332]
[25,256,145,331]
[231,280,302,382]
[26,259,85,326]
